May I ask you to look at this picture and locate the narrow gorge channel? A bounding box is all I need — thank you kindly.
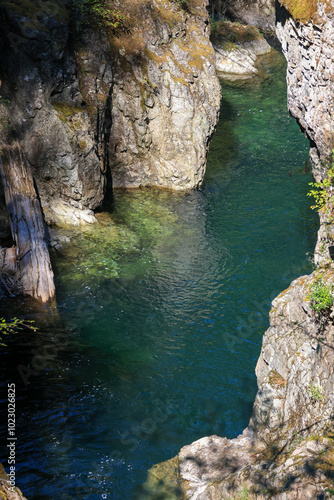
[1,50,318,499]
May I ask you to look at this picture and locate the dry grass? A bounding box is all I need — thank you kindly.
[210,19,261,47]
[278,0,318,23]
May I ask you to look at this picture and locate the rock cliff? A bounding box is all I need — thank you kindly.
[209,0,276,33]
[276,0,334,177]
[0,0,221,225]
[0,464,27,500]
[142,2,334,498]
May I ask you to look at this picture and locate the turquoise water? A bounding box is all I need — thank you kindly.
[1,50,317,499]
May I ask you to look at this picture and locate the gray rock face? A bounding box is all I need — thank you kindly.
[0,0,221,224]
[0,2,106,225]
[251,271,334,447]
[214,37,271,77]
[108,0,221,190]
[276,3,334,177]
[209,0,276,33]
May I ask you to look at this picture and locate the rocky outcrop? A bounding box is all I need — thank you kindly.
[0,0,105,226]
[143,270,334,499]
[275,1,334,269]
[0,0,221,225]
[0,464,27,500]
[108,0,221,189]
[209,0,276,33]
[214,37,271,77]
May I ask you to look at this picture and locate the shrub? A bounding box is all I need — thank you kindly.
[307,382,324,402]
[0,317,37,346]
[307,150,334,212]
[309,278,333,312]
[72,0,127,35]
[210,18,260,47]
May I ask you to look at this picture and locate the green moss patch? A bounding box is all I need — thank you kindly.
[210,19,262,47]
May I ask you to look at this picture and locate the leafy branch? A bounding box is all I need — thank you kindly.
[0,317,37,346]
[72,0,128,35]
[307,150,334,212]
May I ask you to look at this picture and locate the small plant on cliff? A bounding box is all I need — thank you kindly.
[307,150,334,212]
[0,317,37,346]
[72,0,127,35]
[210,18,260,47]
[309,278,333,312]
[307,382,324,402]
[176,0,189,11]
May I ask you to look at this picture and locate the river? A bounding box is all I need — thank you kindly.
[0,49,318,499]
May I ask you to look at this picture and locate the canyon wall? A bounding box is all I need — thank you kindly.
[209,0,276,32]
[0,0,221,226]
[276,0,334,177]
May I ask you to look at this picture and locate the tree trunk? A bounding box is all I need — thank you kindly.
[0,144,56,304]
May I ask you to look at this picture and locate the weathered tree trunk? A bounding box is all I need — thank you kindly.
[0,144,56,304]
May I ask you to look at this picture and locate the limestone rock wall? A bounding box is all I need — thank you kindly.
[276,1,334,178]
[0,0,221,224]
[108,0,221,189]
[251,271,334,447]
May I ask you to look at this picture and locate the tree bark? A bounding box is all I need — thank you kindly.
[0,143,56,304]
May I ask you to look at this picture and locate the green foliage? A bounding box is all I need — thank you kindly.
[0,317,37,346]
[233,484,248,500]
[210,18,261,47]
[0,95,15,132]
[176,0,189,10]
[72,0,127,35]
[307,382,324,402]
[307,151,334,212]
[309,278,333,312]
